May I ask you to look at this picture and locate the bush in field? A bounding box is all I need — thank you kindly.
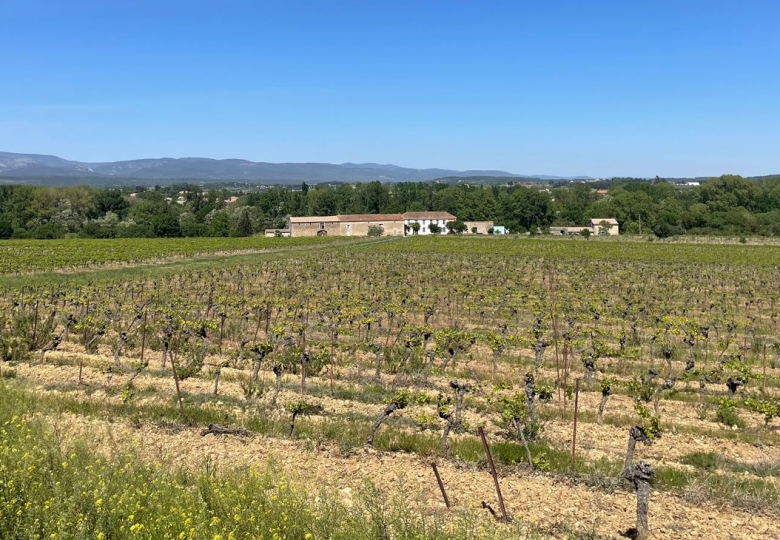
[715,398,745,428]
[745,397,780,426]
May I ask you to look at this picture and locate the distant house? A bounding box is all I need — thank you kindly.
[491,226,508,235]
[402,211,456,235]
[288,215,342,237]
[550,218,619,236]
[288,214,405,237]
[464,220,494,234]
[224,196,239,203]
[589,218,619,236]
[550,226,590,236]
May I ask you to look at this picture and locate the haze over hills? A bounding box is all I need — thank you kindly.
[0,151,593,185]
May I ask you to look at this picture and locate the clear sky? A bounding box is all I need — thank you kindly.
[1,1,778,178]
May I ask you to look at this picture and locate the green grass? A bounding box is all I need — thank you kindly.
[681,451,780,478]
[7,374,779,516]
[0,380,607,540]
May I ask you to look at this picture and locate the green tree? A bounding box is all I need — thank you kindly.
[307,188,338,216]
[210,212,231,237]
[152,212,182,238]
[236,210,254,237]
[92,189,129,219]
[447,219,467,234]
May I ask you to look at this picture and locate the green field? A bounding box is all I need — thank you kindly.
[0,236,349,275]
[1,235,778,539]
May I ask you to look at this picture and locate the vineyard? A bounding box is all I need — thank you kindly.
[0,236,348,275]
[1,235,779,539]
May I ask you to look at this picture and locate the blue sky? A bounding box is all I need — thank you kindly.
[1,1,778,177]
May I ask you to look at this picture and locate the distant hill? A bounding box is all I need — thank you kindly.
[0,151,532,185]
[0,151,598,186]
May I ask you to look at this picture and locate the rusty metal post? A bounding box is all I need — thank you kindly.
[431,462,451,509]
[478,427,509,522]
[571,378,581,472]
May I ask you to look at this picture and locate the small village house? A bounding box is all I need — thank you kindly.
[589,218,619,235]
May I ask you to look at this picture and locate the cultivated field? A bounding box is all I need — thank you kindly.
[1,236,779,539]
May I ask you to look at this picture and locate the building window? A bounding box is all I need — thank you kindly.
[319,222,325,230]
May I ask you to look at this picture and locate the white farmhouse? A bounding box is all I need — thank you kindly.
[402,211,456,235]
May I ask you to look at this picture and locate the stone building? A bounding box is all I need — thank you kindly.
[463,220,494,234]
[288,214,405,237]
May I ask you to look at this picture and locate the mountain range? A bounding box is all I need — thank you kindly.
[0,151,592,185]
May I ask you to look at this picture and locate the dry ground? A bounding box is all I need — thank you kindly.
[9,343,780,540]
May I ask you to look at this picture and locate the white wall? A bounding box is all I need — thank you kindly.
[404,219,452,235]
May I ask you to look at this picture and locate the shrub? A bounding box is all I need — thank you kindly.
[716,399,745,428]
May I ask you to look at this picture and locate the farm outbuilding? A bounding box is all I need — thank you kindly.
[550,226,590,236]
[288,214,405,237]
[289,211,461,237]
[549,218,619,236]
[589,218,619,236]
[464,221,494,234]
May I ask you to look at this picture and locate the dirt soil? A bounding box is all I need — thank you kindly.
[45,411,777,540]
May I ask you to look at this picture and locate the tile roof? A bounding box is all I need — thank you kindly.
[589,218,619,225]
[289,214,405,224]
[289,216,341,223]
[338,214,404,222]
[402,211,456,220]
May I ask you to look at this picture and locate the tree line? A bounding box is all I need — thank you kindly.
[0,174,779,239]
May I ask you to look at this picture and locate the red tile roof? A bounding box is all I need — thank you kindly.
[338,214,404,222]
[402,211,456,220]
[289,214,405,223]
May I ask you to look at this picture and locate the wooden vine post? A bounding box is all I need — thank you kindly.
[478,426,509,522]
[762,342,767,391]
[169,353,187,423]
[570,378,580,472]
[139,311,147,364]
[431,462,450,509]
